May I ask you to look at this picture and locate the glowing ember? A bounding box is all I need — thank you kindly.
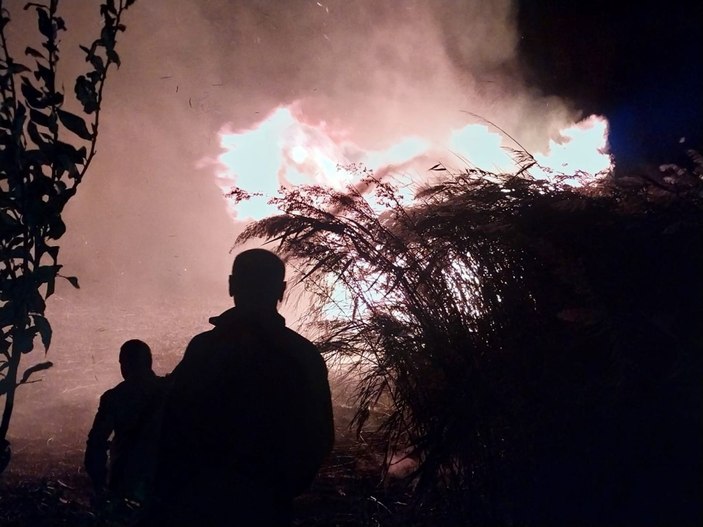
[214,103,612,221]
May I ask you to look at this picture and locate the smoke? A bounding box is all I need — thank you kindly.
[191,0,574,148]
[9,0,581,301]
[5,0,586,464]
[197,0,588,221]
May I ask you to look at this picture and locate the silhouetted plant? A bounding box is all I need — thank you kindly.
[0,0,136,474]
[237,160,703,524]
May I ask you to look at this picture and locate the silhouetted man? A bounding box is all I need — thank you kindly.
[153,249,334,526]
[85,339,166,502]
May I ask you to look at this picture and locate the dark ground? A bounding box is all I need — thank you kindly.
[0,405,423,527]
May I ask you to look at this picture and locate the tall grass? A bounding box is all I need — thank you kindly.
[238,159,703,525]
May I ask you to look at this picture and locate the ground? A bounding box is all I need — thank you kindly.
[1,405,426,526]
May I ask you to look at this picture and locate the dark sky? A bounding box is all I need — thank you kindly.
[518,0,703,165]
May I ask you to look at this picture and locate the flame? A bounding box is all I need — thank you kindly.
[532,115,611,184]
[215,103,611,221]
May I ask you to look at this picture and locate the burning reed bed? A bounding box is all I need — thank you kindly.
[238,159,703,526]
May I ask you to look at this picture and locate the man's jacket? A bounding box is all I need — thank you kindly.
[155,307,334,524]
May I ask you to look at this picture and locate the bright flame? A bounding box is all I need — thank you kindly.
[290,145,308,164]
[215,103,612,221]
[448,124,514,173]
[532,115,611,184]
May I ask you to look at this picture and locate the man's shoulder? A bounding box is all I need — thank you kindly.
[185,328,218,352]
[282,327,319,353]
[101,374,166,401]
[173,327,233,376]
[183,324,242,358]
[279,327,327,371]
[98,381,125,407]
[177,315,325,371]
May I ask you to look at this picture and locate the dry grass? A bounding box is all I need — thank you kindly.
[238,160,703,525]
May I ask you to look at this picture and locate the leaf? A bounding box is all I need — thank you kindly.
[20,78,46,109]
[74,75,98,114]
[54,141,87,164]
[27,290,46,314]
[47,216,66,239]
[106,48,121,68]
[18,361,53,385]
[37,8,53,40]
[0,303,14,327]
[0,210,18,227]
[104,0,117,15]
[57,109,93,140]
[62,275,80,289]
[27,121,50,148]
[33,64,54,87]
[88,53,104,71]
[34,265,61,285]
[29,108,51,128]
[101,27,115,49]
[32,315,52,350]
[45,275,56,298]
[33,265,60,301]
[12,329,34,354]
[9,63,31,75]
[23,148,48,166]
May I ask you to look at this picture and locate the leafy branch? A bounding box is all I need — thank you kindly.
[0,0,136,471]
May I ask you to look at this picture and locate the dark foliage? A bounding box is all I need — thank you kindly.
[0,0,136,472]
[238,158,703,525]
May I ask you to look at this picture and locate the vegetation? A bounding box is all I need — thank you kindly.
[238,157,703,525]
[0,0,135,474]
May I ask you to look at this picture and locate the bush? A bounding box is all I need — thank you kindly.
[238,160,703,525]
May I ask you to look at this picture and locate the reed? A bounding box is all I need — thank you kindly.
[238,158,703,524]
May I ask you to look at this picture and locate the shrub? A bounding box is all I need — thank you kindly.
[238,160,703,525]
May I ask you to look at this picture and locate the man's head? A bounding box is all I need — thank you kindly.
[229,249,287,311]
[119,339,153,380]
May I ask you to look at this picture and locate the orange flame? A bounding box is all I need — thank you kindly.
[215,103,611,220]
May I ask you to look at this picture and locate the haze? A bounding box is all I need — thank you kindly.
[5,0,583,466]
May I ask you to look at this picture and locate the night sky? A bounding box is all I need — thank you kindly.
[518,0,703,167]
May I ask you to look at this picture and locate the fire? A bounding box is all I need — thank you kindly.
[532,115,611,184]
[290,145,308,164]
[215,103,611,221]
